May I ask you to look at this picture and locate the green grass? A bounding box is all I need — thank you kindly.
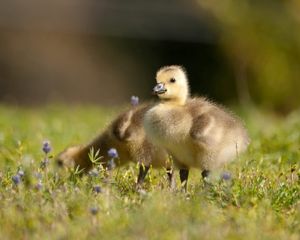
[0,104,299,240]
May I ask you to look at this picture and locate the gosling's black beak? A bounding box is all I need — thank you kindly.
[153,83,167,95]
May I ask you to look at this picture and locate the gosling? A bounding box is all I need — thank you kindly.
[143,65,250,190]
[56,103,172,186]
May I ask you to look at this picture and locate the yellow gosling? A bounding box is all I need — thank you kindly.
[144,65,250,190]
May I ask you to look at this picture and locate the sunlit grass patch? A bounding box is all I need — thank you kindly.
[0,105,299,239]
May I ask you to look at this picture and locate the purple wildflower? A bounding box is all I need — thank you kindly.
[221,171,231,181]
[42,140,52,154]
[34,172,43,180]
[89,169,99,177]
[12,175,21,185]
[131,96,139,106]
[40,158,49,169]
[35,181,43,190]
[93,185,102,194]
[107,159,116,171]
[90,206,99,215]
[107,148,118,159]
[17,170,24,178]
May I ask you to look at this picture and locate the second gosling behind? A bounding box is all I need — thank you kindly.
[56,103,171,186]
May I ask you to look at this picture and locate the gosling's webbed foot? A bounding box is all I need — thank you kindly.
[201,170,210,179]
[201,170,213,188]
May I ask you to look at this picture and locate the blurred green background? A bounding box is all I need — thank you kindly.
[0,0,299,112]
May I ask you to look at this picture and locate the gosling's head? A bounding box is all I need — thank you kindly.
[153,65,190,105]
[55,145,82,168]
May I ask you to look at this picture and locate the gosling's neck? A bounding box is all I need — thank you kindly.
[85,132,109,158]
[160,92,189,106]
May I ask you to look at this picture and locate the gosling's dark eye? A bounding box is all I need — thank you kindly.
[170,78,176,83]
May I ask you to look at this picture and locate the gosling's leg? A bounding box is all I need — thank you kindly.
[201,170,210,179]
[166,168,176,190]
[179,169,189,192]
[136,165,150,186]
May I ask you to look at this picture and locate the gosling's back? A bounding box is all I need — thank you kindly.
[144,97,249,170]
[56,103,170,171]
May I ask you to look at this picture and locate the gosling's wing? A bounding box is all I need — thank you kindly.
[111,110,134,141]
[187,98,214,141]
[187,98,233,143]
[121,105,152,141]
[189,113,214,141]
[111,104,152,142]
[189,98,249,150]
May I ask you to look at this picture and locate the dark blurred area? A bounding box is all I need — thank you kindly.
[0,0,300,111]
